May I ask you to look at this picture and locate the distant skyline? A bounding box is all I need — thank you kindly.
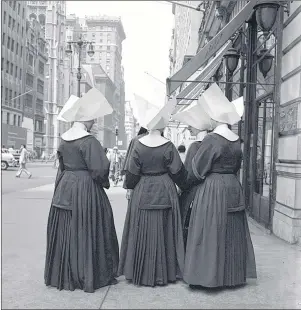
[67,1,174,109]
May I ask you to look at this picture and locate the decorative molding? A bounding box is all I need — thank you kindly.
[281,96,301,108]
[279,102,299,133]
[277,170,301,179]
[278,159,301,164]
[283,35,301,55]
[281,65,301,82]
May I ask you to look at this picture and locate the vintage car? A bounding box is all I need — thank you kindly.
[1,149,17,170]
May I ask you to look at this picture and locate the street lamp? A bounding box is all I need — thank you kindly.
[253,2,280,33]
[223,48,240,102]
[258,48,274,78]
[65,35,95,97]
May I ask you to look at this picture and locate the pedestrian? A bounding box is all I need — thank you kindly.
[183,83,257,289]
[44,88,119,293]
[16,144,32,179]
[109,146,121,186]
[177,144,186,162]
[172,103,210,249]
[122,126,148,201]
[118,97,187,287]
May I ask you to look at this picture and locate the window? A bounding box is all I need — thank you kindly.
[18,3,20,14]
[22,27,24,36]
[39,61,44,75]
[18,116,21,126]
[19,68,22,80]
[13,1,16,10]
[92,33,95,37]
[3,12,6,24]
[35,120,43,132]
[16,43,18,55]
[26,73,34,87]
[36,99,43,113]
[7,113,10,125]
[28,54,34,66]
[107,46,110,50]
[9,89,12,101]
[100,32,103,36]
[107,52,111,58]
[8,15,12,28]
[106,65,110,71]
[22,8,25,18]
[12,19,15,30]
[5,88,8,100]
[107,40,111,44]
[17,23,19,33]
[11,39,14,52]
[99,39,103,43]
[37,79,44,94]
[31,34,34,44]
[6,61,9,73]
[25,94,33,108]
[21,46,23,57]
[7,36,10,49]
[13,115,16,126]
[90,58,94,61]
[1,57,3,71]
[2,33,5,45]
[10,63,13,75]
[14,92,17,103]
[15,65,18,78]
[18,94,21,110]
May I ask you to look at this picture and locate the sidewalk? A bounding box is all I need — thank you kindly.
[2,184,301,309]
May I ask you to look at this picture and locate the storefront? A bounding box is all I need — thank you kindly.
[167,1,301,244]
[1,124,27,149]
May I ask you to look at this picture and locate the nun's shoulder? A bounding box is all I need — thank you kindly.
[78,135,101,148]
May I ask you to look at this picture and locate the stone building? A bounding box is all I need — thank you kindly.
[167,1,301,244]
[1,1,28,148]
[23,18,48,156]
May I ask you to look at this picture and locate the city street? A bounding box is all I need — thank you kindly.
[1,164,301,309]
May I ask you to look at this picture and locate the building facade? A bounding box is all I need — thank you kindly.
[1,1,28,148]
[27,1,67,155]
[124,101,137,147]
[23,17,48,156]
[168,1,301,244]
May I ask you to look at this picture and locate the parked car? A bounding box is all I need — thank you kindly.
[9,149,21,163]
[1,149,17,170]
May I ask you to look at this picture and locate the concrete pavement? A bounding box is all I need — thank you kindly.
[1,166,301,309]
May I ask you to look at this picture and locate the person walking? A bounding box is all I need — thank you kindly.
[183,83,256,289]
[118,97,187,287]
[109,147,121,186]
[177,144,186,162]
[16,144,32,179]
[44,88,119,293]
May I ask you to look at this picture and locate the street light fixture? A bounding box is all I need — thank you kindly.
[253,2,280,33]
[258,48,274,78]
[65,35,95,97]
[223,48,240,74]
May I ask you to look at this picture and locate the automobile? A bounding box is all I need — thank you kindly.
[9,149,21,163]
[1,149,17,170]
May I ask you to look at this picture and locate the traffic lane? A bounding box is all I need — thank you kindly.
[1,165,57,195]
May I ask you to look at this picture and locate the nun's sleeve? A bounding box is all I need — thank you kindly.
[80,136,110,189]
[189,135,219,183]
[124,146,141,189]
[164,143,187,190]
[122,138,134,174]
[54,146,64,189]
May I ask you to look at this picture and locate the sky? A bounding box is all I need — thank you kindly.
[67,1,174,111]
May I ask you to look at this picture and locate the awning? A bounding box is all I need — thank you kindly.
[176,41,233,104]
[166,0,265,96]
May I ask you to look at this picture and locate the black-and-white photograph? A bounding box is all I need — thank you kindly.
[1,0,301,309]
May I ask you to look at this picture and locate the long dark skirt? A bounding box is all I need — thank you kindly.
[183,174,257,288]
[44,177,119,293]
[118,174,185,287]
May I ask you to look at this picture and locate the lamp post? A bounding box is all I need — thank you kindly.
[65,35,95,97]
[223,48,240,101]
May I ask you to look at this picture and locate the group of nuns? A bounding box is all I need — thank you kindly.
[44,83,256,293]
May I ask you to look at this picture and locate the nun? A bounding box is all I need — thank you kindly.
[172,102,209,249]
[44,88,119,293]
[118,97,187,287]
[183,83,257,289]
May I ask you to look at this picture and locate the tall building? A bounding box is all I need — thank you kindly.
[124,101,136,147]
[27,1,67,155]
[79,15,126,148]
[22,17,48,156]
[1,1,28,148]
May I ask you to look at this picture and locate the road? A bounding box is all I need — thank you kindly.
[1,164,301,309]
